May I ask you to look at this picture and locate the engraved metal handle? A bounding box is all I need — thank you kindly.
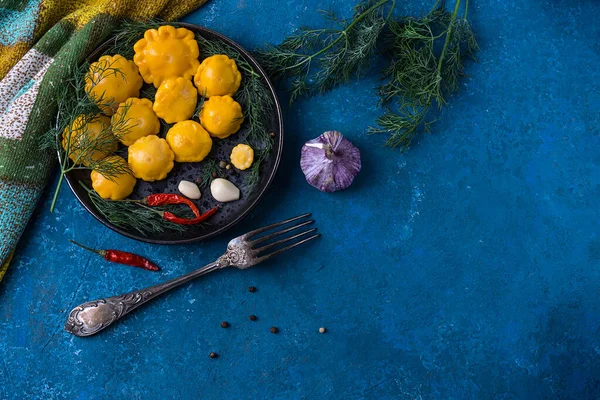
[65,261,224,337]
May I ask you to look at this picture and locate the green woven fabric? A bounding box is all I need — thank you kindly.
[0,0,208,283]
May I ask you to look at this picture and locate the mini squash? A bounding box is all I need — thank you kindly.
[166,120,213,163]
[85,55,143,115]
[91,155,137,200]
[153,77,197,124]
[199,95,244,139]
[128,135,175,182]
[112,98,160,146]
[133,25,200,88]
[230,144,254,170]
[194,54,242,97]
[61,114,117,166]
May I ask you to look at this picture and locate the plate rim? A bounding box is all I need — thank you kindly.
[63,22,284,245]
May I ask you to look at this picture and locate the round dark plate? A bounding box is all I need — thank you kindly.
[63,23,283,244]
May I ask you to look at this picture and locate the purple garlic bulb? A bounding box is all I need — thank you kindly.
[300,130,361,192]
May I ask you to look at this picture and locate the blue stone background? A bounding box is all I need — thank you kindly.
[1,0,600,398]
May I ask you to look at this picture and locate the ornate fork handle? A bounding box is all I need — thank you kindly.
[65,261,224,337]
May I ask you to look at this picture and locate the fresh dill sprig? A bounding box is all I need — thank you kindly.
[43,60,135,212]
[109,102,136,143]
[193,89,207,119]
[236,75,274,153]
[196,159,224,189]
[195,32,275,153]
[371,103,434,149]
[140,84,157,101]
[255,0,393,104]
[243,149,269,188]
[369,0,478,150]
[105,19,162,59]
[259,0,477,151]
[79,182,186,236]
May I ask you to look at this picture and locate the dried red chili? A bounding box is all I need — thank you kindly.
[162,206,219,225]
[145,193,201,218]
[69,240,160,271]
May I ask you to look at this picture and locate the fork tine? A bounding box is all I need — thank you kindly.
[255,228,318,253]
[250,219,314,246]
[256,233,320,263]
[244,213,312,239]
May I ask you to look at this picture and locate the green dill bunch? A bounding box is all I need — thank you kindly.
[255,0,393,104]
[370,0,478,151]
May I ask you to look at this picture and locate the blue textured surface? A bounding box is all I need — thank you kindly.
[1,0,600,398]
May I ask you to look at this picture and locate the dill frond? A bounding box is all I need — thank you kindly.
[80,182,186,236]
[105,19,162,59]
[236,76,274,153]
[243,149,269,188]
[370,0,478,150]
[44,59,138,211]
[196,159,224,189]
[193,89,206,119]
[255,0,392,104]
[194,32,275,152]
[258,0,477,151]
[140,84,157,101]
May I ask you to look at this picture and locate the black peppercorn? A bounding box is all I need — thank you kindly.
[270,327,278,334]
[248,286,256,292]
[209,352,218,358]
[221,321,229,328]
[249,315,257,321]
[212,172,217,179]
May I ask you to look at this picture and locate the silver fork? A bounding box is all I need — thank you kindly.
[64,213,319,337]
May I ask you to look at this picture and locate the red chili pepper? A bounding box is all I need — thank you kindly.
[69,240,160,271]
[145,194,200,218]
[162,206,219,225]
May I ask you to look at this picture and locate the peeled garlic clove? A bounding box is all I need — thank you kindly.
[210,178,240,202]
[178,180,201,199]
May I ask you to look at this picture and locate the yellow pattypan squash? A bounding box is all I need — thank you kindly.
[112,98,160,146]
[85,55,143,115]
[166,120,213,163]
[128,135,175,182]
[194,54,242,97]
[153,77,197,124]
[133,25,200,88]
[199,95,244,139]
[62,114,117,167]
[230,144,254,170]
[91,156,137,200]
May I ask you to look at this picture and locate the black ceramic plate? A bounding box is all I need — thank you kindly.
[63,24,283,244]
